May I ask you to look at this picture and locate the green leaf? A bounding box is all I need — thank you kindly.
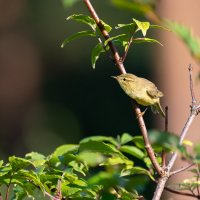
[101,20,112,33]
[48,144,78,167]
[91,43,105,69]
[121,166,154,181]
[115,23,137,34]
[61,30,96,48]
[80,136,118,146]
[78,151,105,167]
[148,130,179,152]
[120,145,145,160]
[100,156,133,168]
[79,140,122,156]
[67,14,96,29]
[132,136,145,149]
[9,156,34,172]
[69,161,87,176]
[61,0,81,8]
[59,153,77,165]
[111,0,154,15]
[104,34,129,46]
[150,24,170,31]
[53,144,79,156]
[25,152,46,168]
[0,160,3,168]
[165,20,200,60]
[133,37,163,46]
[62,185,82,197]
[133,18,150,37]
[120,133,133,145]
[13,170,44,192]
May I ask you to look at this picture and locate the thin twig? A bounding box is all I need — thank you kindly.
[5,175,12,200]
[189,64,196,104]
[170,163,195,177]
[84,0,163,176]
[165,186,199,198]
[152,66,200,200]
[162,106,168,168]
[121,36,134,62]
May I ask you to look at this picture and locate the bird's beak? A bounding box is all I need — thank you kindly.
[111,76,117,79]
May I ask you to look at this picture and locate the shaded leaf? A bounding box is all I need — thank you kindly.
[121,166,154,181]
[67,14,96,29]
[61,0,81,8]
[165,20,200,60]
[61,30,96,48]
[111,0,154,15]
[120,145,145,159]
[91,43,105,69]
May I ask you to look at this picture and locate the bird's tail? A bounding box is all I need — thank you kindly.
[151,102,165,118]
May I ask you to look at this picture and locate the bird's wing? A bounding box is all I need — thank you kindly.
[146,86,163,99]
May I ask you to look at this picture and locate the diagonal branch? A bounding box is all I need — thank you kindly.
[84,0,163,176]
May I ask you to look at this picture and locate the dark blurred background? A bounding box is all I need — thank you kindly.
[0,0,161,158]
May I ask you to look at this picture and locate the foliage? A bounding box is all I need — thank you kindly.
[0,133,158,199]
[61,14,164,69]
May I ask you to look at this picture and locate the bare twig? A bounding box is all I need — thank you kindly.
[121,36,134,62]
[165,186,199,198]
[152,65,200,200]
[84,0,163,176]
[189,64,196,104]
[162,106,168,168]
[170,163,195,177]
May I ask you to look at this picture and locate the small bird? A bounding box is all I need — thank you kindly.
[112,73,165,117]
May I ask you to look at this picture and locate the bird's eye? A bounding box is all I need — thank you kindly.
[123,78,126,81]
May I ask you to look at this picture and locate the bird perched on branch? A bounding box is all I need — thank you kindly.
[112,73,165,117]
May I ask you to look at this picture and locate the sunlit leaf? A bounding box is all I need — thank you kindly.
[120,133,133,145]
[61,30,96,48]
[100,156,133,167]
[78,151,105,167]
[25,152,46,168]
[80,136,118,146]
[133,18,150,36]
[9,156,34,172]
[79,140,122,156]
[133,37,163,46]
[101,20,112,33]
